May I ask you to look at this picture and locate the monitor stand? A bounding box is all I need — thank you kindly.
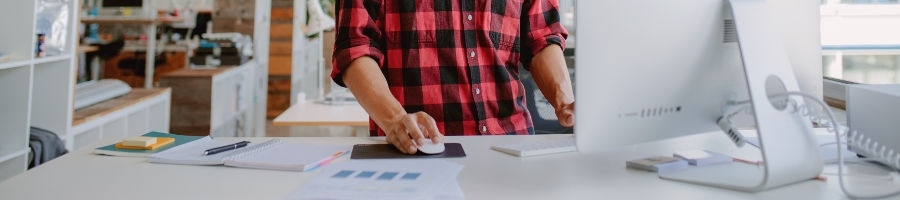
[658,0,823,192]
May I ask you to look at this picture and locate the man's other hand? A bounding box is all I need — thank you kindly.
[556,101,574,127]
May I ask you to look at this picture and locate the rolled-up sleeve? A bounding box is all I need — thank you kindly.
[521,0,568,70]
[331,0,385,87]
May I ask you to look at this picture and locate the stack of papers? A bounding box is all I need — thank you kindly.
[626,156,689,173]
[285,159,464,200]
[148,138,349,172]
[673,150,733,166]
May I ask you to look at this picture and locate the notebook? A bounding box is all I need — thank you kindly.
[92,132,204,157]
[148,138,350,172]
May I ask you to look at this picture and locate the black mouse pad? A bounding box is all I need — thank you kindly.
[350,143,466,159]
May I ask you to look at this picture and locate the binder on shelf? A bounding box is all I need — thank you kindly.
[92,132,204,157]
[148,138,350,172]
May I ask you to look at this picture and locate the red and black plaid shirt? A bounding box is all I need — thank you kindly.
[332,0,568,136]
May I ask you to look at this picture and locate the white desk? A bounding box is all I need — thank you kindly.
[0,131,892,199]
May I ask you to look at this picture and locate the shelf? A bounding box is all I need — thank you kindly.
[0,58,31,70]
[33,55,71,65]
[0,0,78,182]
[73,88,171,126]
[0,149,28,164]
[80,16,185,24]
[80,16,155,24]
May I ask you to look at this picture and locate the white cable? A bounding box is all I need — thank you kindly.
[723,91,900,198]
[820,172,894,180]
[782,91,900,199]
[823,157,886,165]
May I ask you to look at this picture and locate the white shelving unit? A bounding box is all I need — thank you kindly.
[69,88,171,150]
[252,0,271,137]
[291,0,326,104]
[0,0,79,181]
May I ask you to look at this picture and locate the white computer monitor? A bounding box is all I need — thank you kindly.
[101,0,143,8]
[574,0,823,192]
[94,0,147,17]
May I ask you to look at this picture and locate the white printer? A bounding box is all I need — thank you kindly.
[846,84,900,170]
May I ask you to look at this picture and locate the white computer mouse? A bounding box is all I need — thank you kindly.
[416,140,445,154]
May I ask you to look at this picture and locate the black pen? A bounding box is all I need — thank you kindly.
[203,141,250,156]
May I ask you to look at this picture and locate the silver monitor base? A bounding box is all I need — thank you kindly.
[659,163,814,192]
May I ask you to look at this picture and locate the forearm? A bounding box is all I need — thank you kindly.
[530,44,574,110]
[343,57,407,128]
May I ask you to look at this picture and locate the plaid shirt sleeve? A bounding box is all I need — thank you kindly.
[521,0,569,70]
[331,0,385,87]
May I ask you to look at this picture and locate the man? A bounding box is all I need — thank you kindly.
[331,0,574,154]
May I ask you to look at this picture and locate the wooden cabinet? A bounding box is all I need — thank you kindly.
[159,63,255,137]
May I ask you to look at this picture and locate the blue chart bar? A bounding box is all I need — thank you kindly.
[377,172,399,180]
[355,171,377,178]
[400,173,421,180]
[332,170,355,178]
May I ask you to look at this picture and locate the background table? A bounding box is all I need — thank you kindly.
[273,101,369,136]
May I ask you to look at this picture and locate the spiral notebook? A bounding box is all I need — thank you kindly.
[148,138,350,171]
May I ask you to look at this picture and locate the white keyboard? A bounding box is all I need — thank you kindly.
[491,138,577,157]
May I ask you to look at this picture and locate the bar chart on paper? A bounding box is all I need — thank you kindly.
[332,170,422,181]
[285,160,465,200]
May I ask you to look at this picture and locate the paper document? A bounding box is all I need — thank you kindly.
[285,159,465,200]
[148,138,350,171]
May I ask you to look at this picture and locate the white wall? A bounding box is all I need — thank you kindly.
[820,4,900,46]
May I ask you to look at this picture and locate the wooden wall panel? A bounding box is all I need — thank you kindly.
[267,75,292,118]
[267,0,295,118]
[271,7,294,21]
[269,55,292,76]
[269,41,293,56]
[269,23,294,40]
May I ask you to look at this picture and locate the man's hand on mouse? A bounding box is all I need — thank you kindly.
[383,112,444,154]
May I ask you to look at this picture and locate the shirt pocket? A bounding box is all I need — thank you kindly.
[488,0,523,52]
[384,3,437,50]
[488,0,523,64]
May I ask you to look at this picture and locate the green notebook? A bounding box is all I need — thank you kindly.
[92,132,206,157]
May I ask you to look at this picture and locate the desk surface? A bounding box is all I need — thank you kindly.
[273,101,369,126]
[0,129,893,199]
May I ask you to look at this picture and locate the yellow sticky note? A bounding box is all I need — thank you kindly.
[116,137,175,150]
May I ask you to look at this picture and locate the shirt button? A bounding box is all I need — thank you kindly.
[475,88,481,94]
[482,126,487,132]
[467,14,473,21]
[470,51,475,58]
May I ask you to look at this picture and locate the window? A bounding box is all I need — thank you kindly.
[821,0,900,84]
